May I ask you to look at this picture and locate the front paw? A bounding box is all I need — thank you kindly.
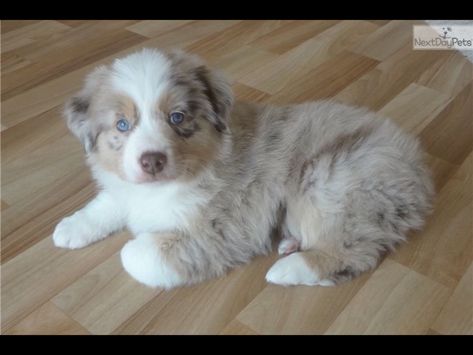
[53,213,97,249]
[120,234,184,289]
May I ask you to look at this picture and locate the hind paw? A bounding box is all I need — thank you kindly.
[277,236,300,255]
[266,253,333,286]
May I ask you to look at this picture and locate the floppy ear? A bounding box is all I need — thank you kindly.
[194,65,234,133]
[165,49,234,132]
[64,66,108,153]
[64,94,96,153]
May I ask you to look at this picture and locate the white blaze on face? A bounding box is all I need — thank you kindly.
[122,120,171,183]
[109,49,172,183]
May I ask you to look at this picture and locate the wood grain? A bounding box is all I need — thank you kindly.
[236,273,371,334]
[126,20,193,38]
[378,83,451,135]
[112,255,276,334]
[419,83,473,165]
[325,260,450,335]
[416,51,473,98]
[351,20,418,61]
[336,44,451,111]
[431,262,473,335]
[390,152,472,288]
[52,253,160,335]
[268,51,379,104]
[1,233,128,330]
[239,20,378,94]
[1,20,41,33]
[248,20,339,55]
[1,20,70,53]
[220,320,259,335]
[5,302,90,335]
[1,20,472,335]
[2,21,147,100]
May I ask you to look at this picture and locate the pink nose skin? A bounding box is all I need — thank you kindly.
[139,152,167,175]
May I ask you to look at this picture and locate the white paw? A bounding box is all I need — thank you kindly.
[120,234,183,289]
[53,213,97,249]
[277,237,300,255]
[266,253,334,287]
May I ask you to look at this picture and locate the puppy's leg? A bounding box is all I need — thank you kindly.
[120,232,188,289]
[266,249,337,286]
[53,191,126,249]
[267,193,399,286]
[267,223,400,287]
[120,229,237,289]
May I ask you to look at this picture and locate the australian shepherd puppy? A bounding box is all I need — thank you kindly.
[53,48,434,289]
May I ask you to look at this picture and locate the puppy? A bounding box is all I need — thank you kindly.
[53,48,434,288]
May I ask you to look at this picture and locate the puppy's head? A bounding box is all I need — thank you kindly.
[65,48,233,184]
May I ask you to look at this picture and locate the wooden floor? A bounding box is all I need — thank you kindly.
[1,20,472,335]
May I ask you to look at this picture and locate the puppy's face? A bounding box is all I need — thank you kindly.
[65,49,233,184]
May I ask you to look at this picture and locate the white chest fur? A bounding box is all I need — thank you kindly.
[124,182,208,234]
[95,168,209,235]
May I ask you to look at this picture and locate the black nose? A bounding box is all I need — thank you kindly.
[140,152,167,175]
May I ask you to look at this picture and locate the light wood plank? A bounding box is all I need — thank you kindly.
[1,20,70,53]
[351,20,419,61]
[1,176,95,263]
[239,20,378,95]
[52,254,160,335]
[220,320,259,335]
[248,20,339,54]
[4,302,89,335]
[427,329,442,335]
[1,200,9,211]
[268,51,378,104]
[55,20,90,28]
[186,20,291,62]
[1,108,97,261]
[1,70,93,130]
[126,20,193,38]
[1,232,128,331]
[366,20,391,27]
[325,260,450,334]
[1,20,42,33]
[2,21,147,100]
[232,82,271,103]
[390,152,472,288]
[431,263,473,335]
[144,20,242,51]
[424,153,459,192]
[211,45,278,83]
[378,83,452,135]
[416,51,473,98]
[336,44,451,111]
[235,272,370,334]
[112,255,277,334]
[419,82,473,165]
[1,54,32,76]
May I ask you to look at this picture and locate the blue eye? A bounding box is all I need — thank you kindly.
[169,112,185,125]
[116,118,130,132]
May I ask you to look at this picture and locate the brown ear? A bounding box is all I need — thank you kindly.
[194,65,234,133]
[63,66,108,153]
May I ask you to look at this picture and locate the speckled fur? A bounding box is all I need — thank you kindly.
[54,48,434,288]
